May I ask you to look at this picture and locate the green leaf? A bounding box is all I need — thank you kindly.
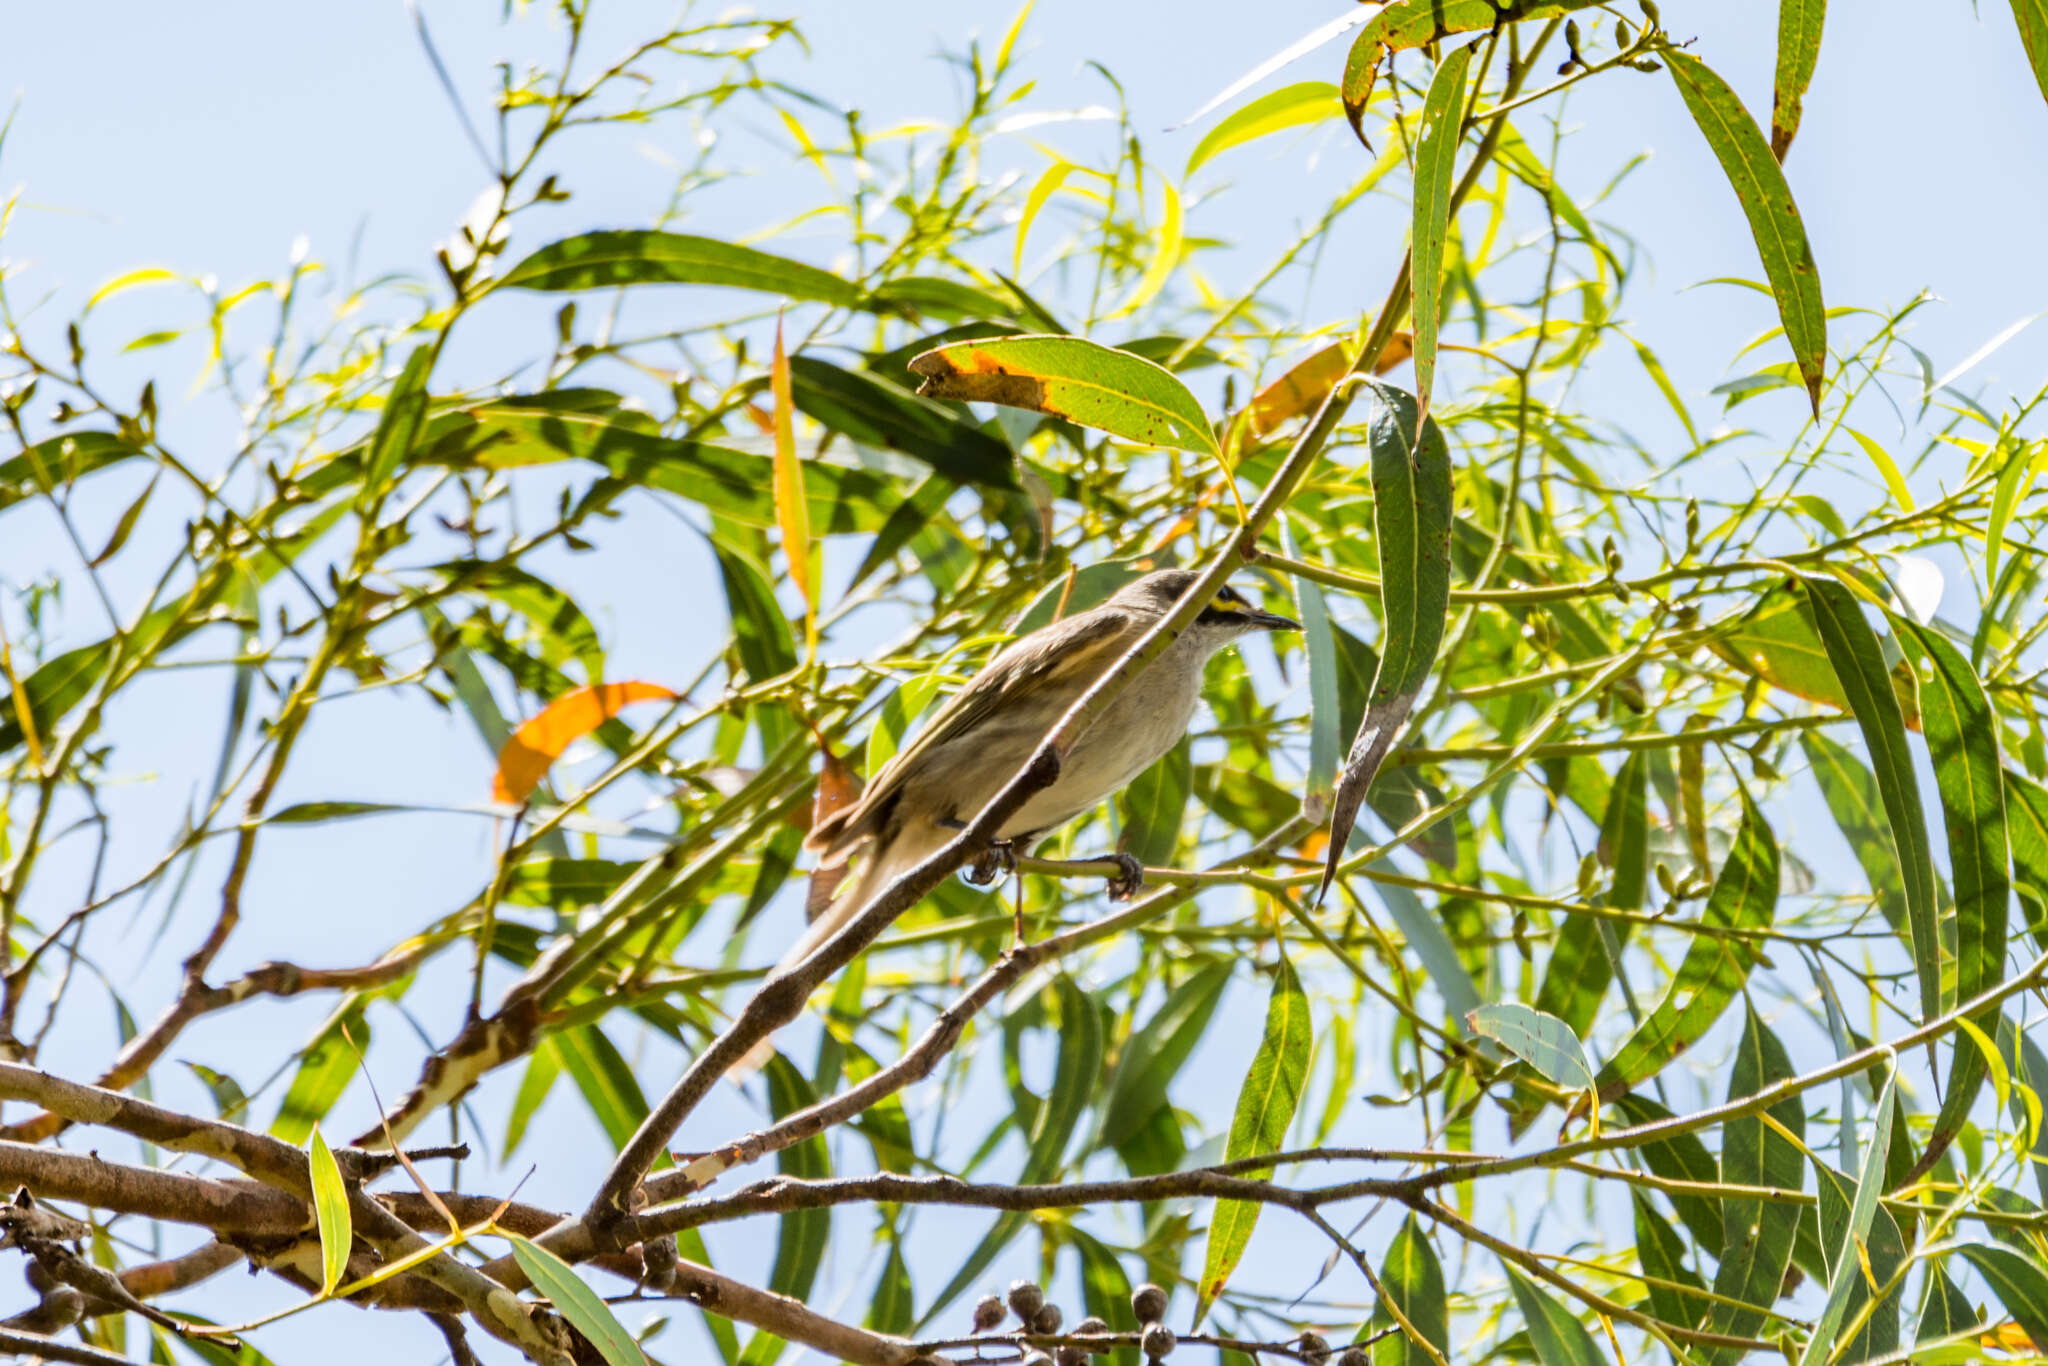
[712,538,800,684]
[1596,787,1777,1098]
[498,229,860,307]
[504,1038,561,1159]
[509,1235,648,1366]
[1630,1190,1708,1330]
[741,1058,832,1366]
[0,431,145,516]
[1535,751,1648,1037]
[1803,732,1916,943]
[1666,53,1828,415]
[1098,961,1233,1148]
[1071,1229,1140,1366]
[1708,1003,1806,1363]
[1289,523,1341,811]
[1503,1266,1605,1366]
[1770,0,1827,159]
[1316,383,1453,906]
[2006,767,2048,951]
[1956,1243,2048,1352]
[788,355,1018,490]
[2010,0,2048,112]
[1918,1265,1981,1342]
[1615,1094,1727,1256]
[1894,619,2009,1153]
[864,275,1020,323]
[1802,576,1939,1019]
[307,1128,351,1295]
[1370,868,1483,1027]
[1118,739,1192,869]
[908,335,1219,458]
[1798,1069,1897,1366]
[1466,1002,1594,1091]
[1185,81,1341,176]
[1410,42,1472,435]
[360,343,436,503]
[1197,953,1313,1322]
[866,1241,914,1336]
[445,562,605,682]
[555,1024,650,1152]
[1986,439,2030,595]
[272,1000,368,1145]
[1369,1214,1449,1366]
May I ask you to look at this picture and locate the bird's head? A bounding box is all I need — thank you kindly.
[1111,568,1301,643]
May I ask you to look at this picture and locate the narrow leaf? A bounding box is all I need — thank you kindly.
[909,335,1219,457]
[1369,1214,1449,1366]
[1802,575,1939,1019]
[2010,0,2048,111]
[1410,42,1473,436]
[1289,523,1341,812]
[1956,1243,2048,1354]
[1198,953,1313,1321]
[1596,787,1777,1098]
[492,682,678,804]
[1896,619,2009,1154]
[1845,427,1914,510]
[1798,1069,1897,1366]
[360,344,436,501]
[1316,383,1453,907]
[499,229,860,308]
[308,1128,351,1295]
[771,320,815,636]
[1504,1266,1606,1366]
[1186,81,1341,176]
[1534,751,1648,1037]
[1708,1004,1806,1362]
[788,354,1019,490]
[1667,54,1828,415]
[509,1235,649,1366]
[1770,0,1827,160]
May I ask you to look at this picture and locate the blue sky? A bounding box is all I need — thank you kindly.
[3,2,2048,1362]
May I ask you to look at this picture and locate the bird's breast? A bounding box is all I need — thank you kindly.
[1003,650,1202,838]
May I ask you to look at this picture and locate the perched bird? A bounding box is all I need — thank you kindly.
[786,568,1299,973]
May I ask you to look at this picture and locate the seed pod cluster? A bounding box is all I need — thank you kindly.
[1008,1280,1046,1323]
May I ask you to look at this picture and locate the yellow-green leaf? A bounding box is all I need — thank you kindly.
[1185,81,1341,176]
[308,1127,351,1296]
[909,334,1217,456]
[2011,0,2048,111]
[770,319,815,637]
[1467,1002,1595,1091]
[1846,426,1914,510]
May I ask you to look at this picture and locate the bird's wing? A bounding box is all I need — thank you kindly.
[806,606,1136,861]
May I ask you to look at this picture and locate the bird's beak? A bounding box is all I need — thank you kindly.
[1246,608,1301,632]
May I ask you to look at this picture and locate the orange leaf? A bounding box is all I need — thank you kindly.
[1248,333,1414,437]
[1982,1321,2037,1354]
[492,682,678,803]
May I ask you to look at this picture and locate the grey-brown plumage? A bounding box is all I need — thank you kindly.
[785,568,1298,973]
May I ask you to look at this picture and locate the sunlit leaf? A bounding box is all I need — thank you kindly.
[1467,1002,1595,1092]
[509,1235,648,1366]
[909,335,1218,457]
[1410,41,1473,436]
[1667,53,1828,415]
[491,682,678,803]
[1770,0,1828,160]
[499,229,860,308]
[307,1128,351,1295]
[1186,81,1341,176]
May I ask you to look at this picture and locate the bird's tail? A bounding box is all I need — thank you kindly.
[727,834,933,1081]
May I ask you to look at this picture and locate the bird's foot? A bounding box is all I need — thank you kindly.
[1104,852,1146,902]
[963,839,1016,887]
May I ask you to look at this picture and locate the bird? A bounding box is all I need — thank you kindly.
[785,567,1299,976]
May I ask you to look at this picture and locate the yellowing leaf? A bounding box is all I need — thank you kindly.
[86,267,180,311]
[1846,427,1914,510]
[771,319,816,639]
[909,334,1218,456]
[1248,333,1412,436]
[1185,81,1341,176]
[492,682,678,802]
[1015,160,1077,276]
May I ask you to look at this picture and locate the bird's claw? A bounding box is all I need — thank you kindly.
[964,840,1016,887]
[1105,852,1145,901]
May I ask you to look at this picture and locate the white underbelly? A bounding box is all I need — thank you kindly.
[1002,660,1200,837]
